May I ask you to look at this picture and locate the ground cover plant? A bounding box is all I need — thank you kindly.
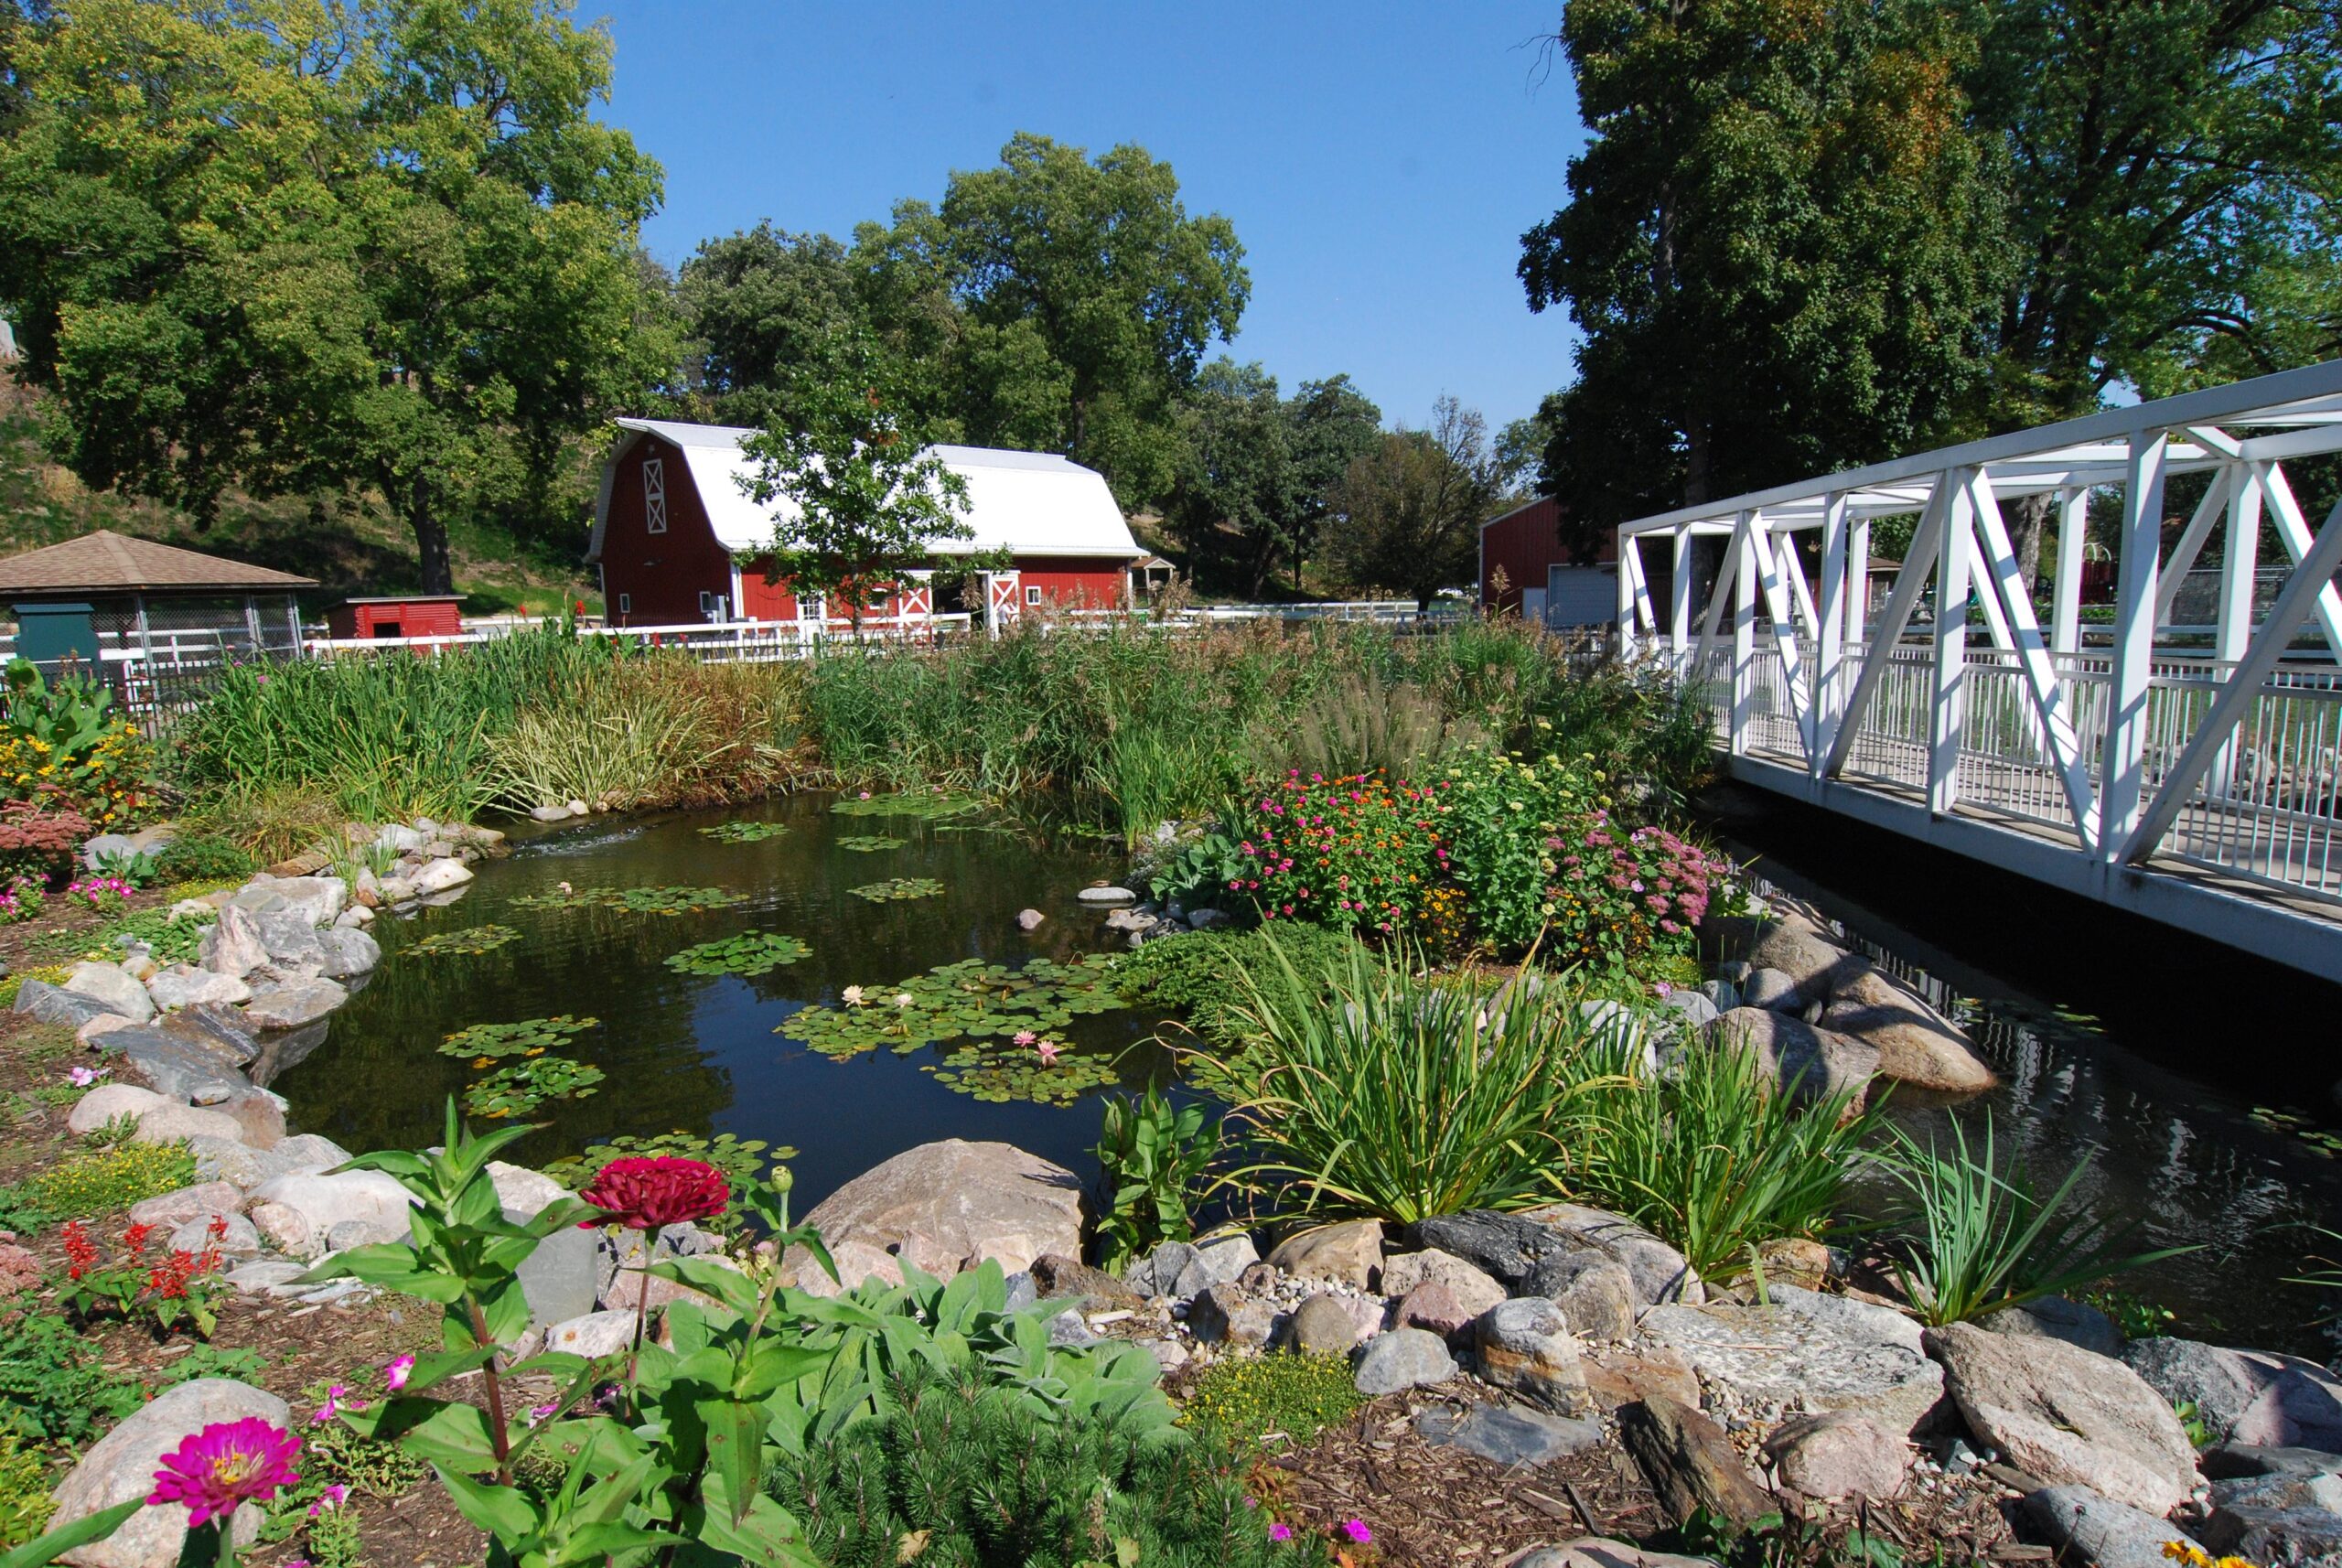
[1176,1353,1364,1450]
[462,1057,607,1118]
[0,1135,195,1230]
[779,955,1129,1058]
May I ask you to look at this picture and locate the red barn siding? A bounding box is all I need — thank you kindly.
[601,436,731,626]
[1480,496,1642,619]
[1012,558,1127,609]
[735,557,800,621]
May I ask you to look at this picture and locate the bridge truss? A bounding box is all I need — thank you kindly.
[1616,360,2342,983]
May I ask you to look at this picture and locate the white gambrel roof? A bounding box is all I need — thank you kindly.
[587,418,1142,561]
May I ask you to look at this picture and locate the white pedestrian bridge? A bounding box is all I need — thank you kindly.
[1615,360,2342,983]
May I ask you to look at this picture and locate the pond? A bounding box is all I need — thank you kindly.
[273,791,1173,1208]
[1710,784,2342,1359]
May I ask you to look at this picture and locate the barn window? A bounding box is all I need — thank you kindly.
[617,594,630,615]
[1025,585,1042,606]
[642,456,668,534]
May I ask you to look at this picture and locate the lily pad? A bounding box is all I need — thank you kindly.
[830,791,986,821]
[835,835,908,853]
[928,1044,1121,1106]
[849,877,945,903]
[438,1015,600,1061]
[409,924,521,956]
[778,953,1130,1061]
[666,931,811,977]
[699,821,790,843]
[511,886,746,916]
[464,1057,607,1118]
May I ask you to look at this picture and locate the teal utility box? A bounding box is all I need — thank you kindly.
[10,601,99,671]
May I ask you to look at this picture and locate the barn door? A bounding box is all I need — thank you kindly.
[983,570,1022,637]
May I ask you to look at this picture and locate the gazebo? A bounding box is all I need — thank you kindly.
[0,531,316,714]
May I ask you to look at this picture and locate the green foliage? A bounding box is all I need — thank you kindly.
[1574,1041,1881,1282]
[699,821,790,843]
[828,792,984,821]
[665,932,811,978]
[544,1132,787,1206]
[1274,667,1486,785]
[1215,936,1626,1224]
[438,1015,601,1062]
[1093,1090,1218,1273]
[1111,925,1364,1049]
[779,956,1128,1058]
[1144,829,1249,906]
[926,1042,1119,1107]
[773,1369,1301,1568]
[0,1139,196,1230]
[148,833,255,884]
[1176,1354,1364,1450]
[0,660,153,829]
[25,905,214,968]
[833,835,905,853]
[156,1344,269,1391]
[515,885,747,916]
[0,1308,145,1448]
[1884,1113,2195,1326]
[846,877,945,903]
[463,1058,606,1119]
[487,660,800,813]
[0,1432,55,1552]
[407,925,520,957]
[1433,748,1598,951]
[1322,399,1502,608]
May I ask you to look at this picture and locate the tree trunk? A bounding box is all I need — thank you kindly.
[414,481,454,596]
[2009,491,2054,607]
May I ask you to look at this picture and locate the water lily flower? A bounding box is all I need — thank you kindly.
[842,984,865,1005]
[1035,1040,1062,1066]
[147,1417,302,1526]
[895,992,914,1007]
[1013,1030,1037,1047]
[382,1354,415,1391]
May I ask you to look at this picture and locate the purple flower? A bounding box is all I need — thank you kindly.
[67,1065,105,1088]
[1342,1519,1374,1545]
[382,1354,415,1391]
[308,1483,349,1518]
[1269,1522,1294,1542]
[147,1418,302,1526]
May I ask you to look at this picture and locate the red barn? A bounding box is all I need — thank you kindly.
[1478,495,1646,628]
[587,419,1143,628]
[326,596,465,641]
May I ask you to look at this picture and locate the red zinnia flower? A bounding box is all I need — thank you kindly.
[578,1156,729,1230]
[147,1418,301,1526]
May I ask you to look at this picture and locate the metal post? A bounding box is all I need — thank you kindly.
[2208,462,2262,795]
[2099,432,2168,858]
[1670,527,1692,658]
[2051,488,2087,657]
[242,595,263,656]
[1731,511,1757,757]
[1928,470,1975,816]
[1846,515,1871,646]
[1615,533,1636,647]
[1816,493,1847,770]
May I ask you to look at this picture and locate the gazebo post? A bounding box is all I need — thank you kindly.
[287,598,304,658]
[242,594,263,655]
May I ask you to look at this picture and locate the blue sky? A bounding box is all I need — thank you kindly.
[592,1,1589,434]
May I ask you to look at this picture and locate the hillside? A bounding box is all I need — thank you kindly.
[0,381,601,616]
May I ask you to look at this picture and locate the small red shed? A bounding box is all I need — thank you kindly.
[1478,495,1642,628]
[327,596,466,641]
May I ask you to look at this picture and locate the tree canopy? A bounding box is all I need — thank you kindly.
[1322,396,1500,611]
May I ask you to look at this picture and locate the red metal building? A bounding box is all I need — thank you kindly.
[326,596,466,640]
[1477,495,1644,628]
[587,420,1142,628]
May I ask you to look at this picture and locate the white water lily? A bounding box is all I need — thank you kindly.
[895,992,915,1007]
[841,984,865,1005]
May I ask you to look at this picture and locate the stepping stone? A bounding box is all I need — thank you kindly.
[1416,1402,1601,1466]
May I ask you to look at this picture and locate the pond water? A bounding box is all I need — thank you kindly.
[1708,785,2342,1359]
[274,792,1172,1210]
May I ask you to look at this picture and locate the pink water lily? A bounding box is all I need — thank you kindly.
[1012,1029,1037,1047]
[1034,1040,1062,1066]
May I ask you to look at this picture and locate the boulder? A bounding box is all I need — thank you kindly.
[1186,1282,1273,1347]
[1520,1204,1706,1306]
[2198,1502,2342,1565]
[1762,1410,1907,1500]
[1546,1253,1639,1343]
[1743,967,1802,1011]
[214,1092,284,1150]
[14,980,134,1030]
[2203,1445,2342,1484]
[81,832,136,871]
[131,1101,246,1145]
[1710,1007,1879,1104]
[2209,1470,2342,1515]
[1028,1254,1144,1313]
[1639,1287,1945,1435]
[1821,965,1995,1093]
[158,1004,261,1066]
[67,1082,170,1134]
[1353,1327,1456,1395]
[104,1026,252,1104]
[1286,1292,1376,1355]
[1665,991,1721,1029]
[1982,1296,2124,1359]
[168,1211,262,1258]
[543,1309,641,1359]
[1076,886,1135,904]
[1395,1281,1477,1337]
[224,1262,306,1295]
[63,962,155,1025]
[792,1239,904,1298]
[145,967,252,1013]
[375,824,425,855]
[1929,1321,2197,1516]
[1753,1238,1837,1292]
[315,928,381,980]
[1619,1394,1774,1526]
[411,857,475,894]
[1379,1249,1507,1318]
[793,1140,1081,1277]
[242,978,348,1031]
[1744,914,1857,1003]
[1477,1297,1593,1414]
[199,906,272,979]
[48,1379,286,1568]
[272,1133,352,1170]
[2018,1487,2188,1568]
[247,1169,416,1241]
[250,911,327,972]
[257,875,346,927]
[248,1201,320,1260]
[2124,1337,2342,1453]
[1582,1344,1704,1412]
[1416,1402,1602,1466]
[128,1181,246,1230]
[487,1162,596,1328]
[1266,1219,1386,1289]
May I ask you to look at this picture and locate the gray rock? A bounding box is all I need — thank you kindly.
[1547,1252,1639,1343]
[1002,1271,1038,1313]
[131,1101,246,1144]
[1354,1326,1456,1395]
[67,1082,170,1133]
[1420,1206,1700,1307]
[81,832,136,871]
[2125,1337,2342,1453]
[530,804,573,822]
[242,977,349,1030]
[411,857,475,894]
[104,1026,252,1104]
[1477,1297,1593,1414]
[486,1162,595,1327]
[2211,1472,2342,1515]
[375,824,426,854]
[1286,1292,1376,1355]
[1416,1402,1602,1466]
[47,1379,286,1568]
[791,1139,1082,1277]
[1640,1286,1945,1435]
[1762,1410,1907,1500]
[13,979,133,1030]
[1620,1394,1774,1527]
[1187,907,1232,930]
[1930,1321,2197,1516]
[251,910,327,972]
[542,1309,639,1359]
[1380,1250,1508,1318]
[225,1261,309,1294]
[1147,1240,1203,1298]
[145,966,252,1012]
[249,1168,415,1239]
[1710,1007,1879,1104]
[2204,1446,2342,1483]
[1076,886,1136,904]
[127,1181,246,1230]
[1743,967,1802,1011]
[1195,1233,1259,1286]
[1743,914,1858,1003]
[2019,1487,2188,1568]
[64,961,156,1024]
[168,1211,262,1258]
[1266,1219,1385,1289]
[273,1133,353,1170]
[1982,1295,2124,1359]
[259,875,347,927]
[1512,1539,1729,1568]
[186,1134,270,1187]
[2199,1503,2342,1565]
[1187,1282,1273,1347]
[1664,991,1722,1029]
[248,1201,320,1259]
[159,1003,261,1065]
[315,926,381,979]
[1047,1308,1099,1348]
[199,905,272,979]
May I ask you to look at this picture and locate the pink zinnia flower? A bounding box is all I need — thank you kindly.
[309,1385,360,1423]
[383,1353,415,1391]
[147,1418,301,1526]
[578,1156,729,1231]
[308,1483,349,1518]
[1342,1519,1374,1544]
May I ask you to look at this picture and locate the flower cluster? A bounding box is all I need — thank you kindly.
[56,1214,229,1335]
[0,795,90,885]
[1231,770,1453,937]
[0,873,45,923]
[0,718,154,828]
[578,1155,729,1230]
[65,874,134,912]
[1543,814,1722,969]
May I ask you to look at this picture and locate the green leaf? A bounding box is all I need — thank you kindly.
[376,1398,502,1469]
[435,1463,542,1545]
[697,1396,765,1522]
[646,1256,762,1317]
[0,1498,143,1568]
[693,1475,822,1568]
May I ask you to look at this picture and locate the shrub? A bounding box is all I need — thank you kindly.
[1093,1088,1219,1273]
[1433,748,1596,950]
[0,1139,198,1230]
[1228,768,1459,942]
[149,833,256,883]
[0,796,91,885]
[1213,935,1624,1223]
[0,1430,55,1550]
[1176,1353,1364,1449]
[1573,1041,1881,1282]
[771,1369,1310,1568]
[1885,1113,2194,1326]
[1112,925,1367,1049]
[1,660,155,828]
[1543,811,1727,972]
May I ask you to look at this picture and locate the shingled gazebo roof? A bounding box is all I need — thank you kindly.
[0,530,317,596]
